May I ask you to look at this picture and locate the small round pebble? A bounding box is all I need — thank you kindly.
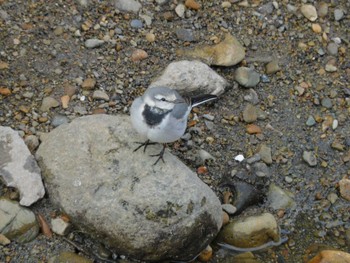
[321,98,332,109]
[306,115,316,126]
[334,9,344,21]
[130,19,143,29]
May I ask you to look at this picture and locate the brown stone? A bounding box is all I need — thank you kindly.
[307,250,350,263]
[131,49,148,62]
[246,124,262,134]
[185,0,201,10]
[0,87,11,95]
[339,178,350,201]
[81,78,96,90]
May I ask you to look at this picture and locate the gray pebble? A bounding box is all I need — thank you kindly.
[130,19,143,29]
[306,115,316,126]
[303,150,317,167]
[235,67,260,88]
[51,114,69,127]
[334,9,344,21]
[285,176,293,183]
[246,153,261,164]
[93,90,110,101]
[327,43,338,56]
[244,89,259,105]
[321,97,332,109]
[203,114,214,121]
[259,145,272,164]
[243,104,258,123]
[85,39,104,49]
[221,204,237,215]
[252,162,270,177]
[175,28,196,42]
[260,74,270,83]
[74,106,88,115]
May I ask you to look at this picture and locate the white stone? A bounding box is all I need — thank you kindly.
[114,0,141,13]
[0,127,45,206]
[234,154,245,162]
[51,218,71,236]
[150,60,228,96]
[175,4,185,18]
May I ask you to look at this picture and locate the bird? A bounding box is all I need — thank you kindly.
[130,86,217,165]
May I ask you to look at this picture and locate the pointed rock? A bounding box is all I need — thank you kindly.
[0,127,45,206]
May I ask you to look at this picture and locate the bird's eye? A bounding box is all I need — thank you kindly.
[160,98,166,102]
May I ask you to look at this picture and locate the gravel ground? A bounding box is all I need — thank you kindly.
[0,0,349,262]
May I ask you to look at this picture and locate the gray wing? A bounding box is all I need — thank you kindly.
[171,103,190,119]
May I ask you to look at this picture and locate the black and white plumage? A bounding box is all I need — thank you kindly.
[130,87,217,164]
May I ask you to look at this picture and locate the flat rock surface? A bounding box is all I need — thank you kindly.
[36,115,222,261]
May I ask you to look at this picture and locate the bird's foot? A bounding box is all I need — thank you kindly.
[150,144,166,165]
[133,139,157,153]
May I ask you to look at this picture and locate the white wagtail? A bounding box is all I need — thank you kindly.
[130,86,217,165]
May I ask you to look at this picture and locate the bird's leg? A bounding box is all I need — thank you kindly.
[133,139,156,153]
[150,144,166,165]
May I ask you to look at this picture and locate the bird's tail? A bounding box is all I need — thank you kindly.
[190,94,218,108]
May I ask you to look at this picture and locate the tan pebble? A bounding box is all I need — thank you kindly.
[339,177,350,201]
[222,1,231,8]
[222,211,230,226]
[322,32,328,42]
[0,87,11,95]
[63,83,77,97]
[38,117,48,123]
[206,137,214,144]
[277,209,285,218]
[198,245,213,262]
[145,33,155,43]
[318,68,326,75]
[19,105,30,113]
[307,250,350,263]
[300,82,309,89]
[81,78,96,90]
[312,23,322,33]
[246,124,262,134]
[92,108,106,114]
[322,115,333,132]
[301,4,318,22]
[0,61,9,70]
[185,0,200,10]
[131,49,148,62]
[61,95,70,109]
[298,42,308,50]
[0,233,11,246]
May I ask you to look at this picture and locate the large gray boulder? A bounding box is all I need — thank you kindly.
[0,126,45,206]
[36,115,222,261]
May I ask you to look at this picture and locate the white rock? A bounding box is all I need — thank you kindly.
[234,154,245,162]
[0,127,45,206]
[175,4,185,18]
[85,39,105,49]
[51,218,71,236]
[150,60,228,96]
[114,0,141,13]
[36,115,222,262]
[332,119,338,130]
